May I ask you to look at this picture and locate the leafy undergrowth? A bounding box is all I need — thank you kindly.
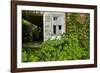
[22,33,89,62]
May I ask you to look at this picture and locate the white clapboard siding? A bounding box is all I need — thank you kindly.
[43,12,52,41]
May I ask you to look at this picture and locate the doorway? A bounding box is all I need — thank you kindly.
[22,10,43,48]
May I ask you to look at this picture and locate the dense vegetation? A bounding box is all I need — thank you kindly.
[22,12,90,62]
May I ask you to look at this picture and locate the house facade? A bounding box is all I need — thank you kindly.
[43,12,66,41]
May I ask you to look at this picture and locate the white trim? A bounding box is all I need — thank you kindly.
[17,5,94,68]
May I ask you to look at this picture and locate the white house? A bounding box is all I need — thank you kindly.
[43,12,66,41]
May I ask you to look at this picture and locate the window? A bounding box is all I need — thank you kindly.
[53,25,56,34]
[53,16,58,21]
[59,25,62,30]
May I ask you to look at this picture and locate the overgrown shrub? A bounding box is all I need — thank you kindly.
[22,19,32,42]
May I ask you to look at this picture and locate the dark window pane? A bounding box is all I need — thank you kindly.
[53,17,57,21]
[53,25,56,34]
[59,25,62,30]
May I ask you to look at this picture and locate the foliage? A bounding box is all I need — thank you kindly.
[22,19,32,42]
[22,19,41,42]
[22,13,90,62]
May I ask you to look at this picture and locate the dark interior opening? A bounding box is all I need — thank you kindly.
[22,11,43,43]
[53,25,56,34]
[59,25,62,30]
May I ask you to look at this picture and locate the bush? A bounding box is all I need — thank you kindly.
[22,19,32,42]
[22,32,89,62]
